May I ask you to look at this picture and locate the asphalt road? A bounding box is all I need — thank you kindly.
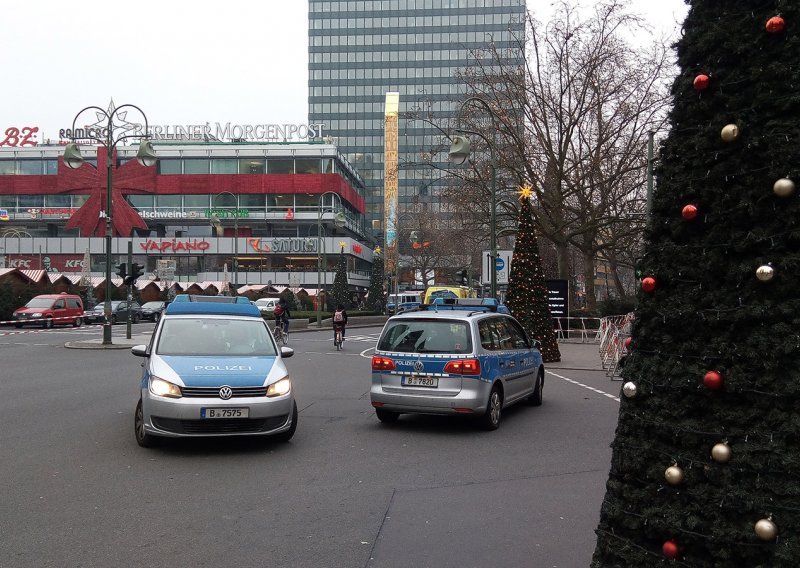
[0,323,621,568]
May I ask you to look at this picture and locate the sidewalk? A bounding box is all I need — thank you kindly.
[546,341,604,372]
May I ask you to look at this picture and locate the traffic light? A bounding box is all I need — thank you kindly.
[115,262,127,279]
[459,269,468,284]
[124,263,144,285]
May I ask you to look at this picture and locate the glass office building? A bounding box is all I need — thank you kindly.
[308,0,525,240]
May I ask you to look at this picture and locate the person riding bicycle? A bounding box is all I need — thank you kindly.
[274,297,290,335]
[332,303,348,343]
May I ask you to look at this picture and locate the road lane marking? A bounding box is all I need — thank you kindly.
[546,370,620,402]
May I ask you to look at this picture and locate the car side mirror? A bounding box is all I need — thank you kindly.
[531,339,542,349]
[131,344,150,357]
[280,346,294,358]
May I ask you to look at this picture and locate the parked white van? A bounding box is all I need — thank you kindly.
[254,298,282,315]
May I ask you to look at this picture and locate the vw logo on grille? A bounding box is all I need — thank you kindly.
[218,386,233,400]
[413,360,425,374]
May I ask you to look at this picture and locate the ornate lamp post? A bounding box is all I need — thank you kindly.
[63,102,156,345]
[448,97,498,299]
[316,192,346,327]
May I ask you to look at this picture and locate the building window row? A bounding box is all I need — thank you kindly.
[310,47,519,64]
[309,29,516,47]
[310,14,520,28]
[310,0,524,13]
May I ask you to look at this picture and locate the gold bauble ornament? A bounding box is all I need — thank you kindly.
[720,124,740,142]
[773,178,796,197]
[665,465,685,486]
[622,382,637,398]
[711,442,732,463]
[756,264,775,282]
[754,517,778,541]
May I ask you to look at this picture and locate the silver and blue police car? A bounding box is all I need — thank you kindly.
[131,295,297,447]
[370,299,544,430]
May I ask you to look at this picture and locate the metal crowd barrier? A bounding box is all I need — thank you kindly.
[598,313,634,380]
[554,317,603,343]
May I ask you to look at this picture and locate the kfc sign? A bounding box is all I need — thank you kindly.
[7,255,86,271]
[140,239,211,252]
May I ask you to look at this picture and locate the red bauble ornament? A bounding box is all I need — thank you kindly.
[766,16,785,33]
[693,74,710,91]
[624,336,632,349]
[662,540,680,559]
[682,204,698,220]
[641,277,657,293]
[704,370,724,391]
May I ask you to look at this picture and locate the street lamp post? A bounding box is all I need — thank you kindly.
[448,97,498,299]
[63,102,156,345]
[316,192,346,327]
[211,191,239,294]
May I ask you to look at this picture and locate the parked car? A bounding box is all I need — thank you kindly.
[131,294,297,447]
[12,293,84,328]
[254,297,282,315]
[140,301,168,322]
[371,298,544,430]
[84,300,143,324]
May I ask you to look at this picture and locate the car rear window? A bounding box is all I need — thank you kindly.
[377,319,472,354]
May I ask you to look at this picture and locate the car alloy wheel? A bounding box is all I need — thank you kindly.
[480,386,503,431]
[73,317,83,328]
[134,399,156,448]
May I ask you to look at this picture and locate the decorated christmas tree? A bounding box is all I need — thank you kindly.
[505,186,560,363]
[593,4,799,566]
[366,247,385,312]
[328,242,351,310]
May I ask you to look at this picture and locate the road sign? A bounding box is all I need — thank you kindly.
[482,250,513,285]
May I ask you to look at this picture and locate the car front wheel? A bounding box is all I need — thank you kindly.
[134,399,157,448]
[73,317,83,328]
[270,401,298,443]
[527,372,544,406]
[479,385,503,431]
[44,317,53,329]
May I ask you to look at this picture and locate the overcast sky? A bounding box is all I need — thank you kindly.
[1,0,688,143]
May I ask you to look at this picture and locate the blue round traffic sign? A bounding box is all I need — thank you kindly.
[495,257,505,270]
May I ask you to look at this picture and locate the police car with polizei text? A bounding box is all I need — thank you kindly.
[131,295,297,447]
[370,298,544,430]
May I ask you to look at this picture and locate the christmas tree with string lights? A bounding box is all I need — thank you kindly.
[505,185,560,363]
[593,3,799,566]
[367,247,385,312]
[329,242,351,310]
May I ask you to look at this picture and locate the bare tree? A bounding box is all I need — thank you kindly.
[417,0,673,311]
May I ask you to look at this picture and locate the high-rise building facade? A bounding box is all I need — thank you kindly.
[308,0,525,241]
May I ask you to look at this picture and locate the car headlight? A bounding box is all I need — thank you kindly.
[31,313,42,318]
[149,376,182,398]
[266,377,291,397]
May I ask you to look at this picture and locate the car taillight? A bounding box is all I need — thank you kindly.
[371,356,396,371]
[444,359,481,375]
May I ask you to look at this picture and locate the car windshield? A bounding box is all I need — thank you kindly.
[156,317,278,357]
[377,319,471,354]
[142,302,163,309]
[24,298,54,308]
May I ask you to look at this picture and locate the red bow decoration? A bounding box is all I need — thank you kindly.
[59,148,157,237]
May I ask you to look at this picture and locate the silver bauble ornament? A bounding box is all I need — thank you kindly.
[754,518,778,541]
[711,442,732,463]
[665,465,685,486]
[773,177,796,197]
[756,265,775,282]
[720,124,740,142]
[622,382,637,398]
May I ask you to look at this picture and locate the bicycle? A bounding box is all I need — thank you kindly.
[273,321,289,345]
[334,326,344,350]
